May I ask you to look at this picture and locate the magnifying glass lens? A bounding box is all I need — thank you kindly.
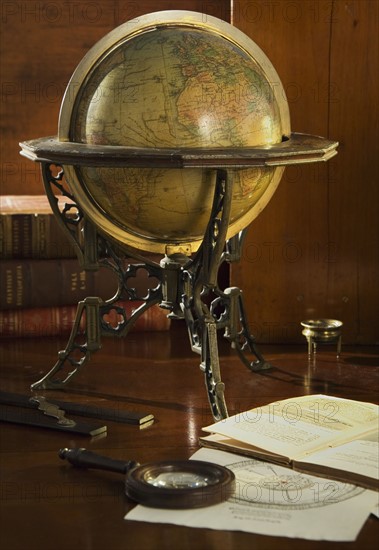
[127,460,235,508]
[146,471,210,489]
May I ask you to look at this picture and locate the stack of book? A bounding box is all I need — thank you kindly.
[0,196,170,338]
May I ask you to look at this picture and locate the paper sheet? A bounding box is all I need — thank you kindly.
[125,448,378,541]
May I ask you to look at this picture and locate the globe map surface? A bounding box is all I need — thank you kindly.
[60,12,290,254]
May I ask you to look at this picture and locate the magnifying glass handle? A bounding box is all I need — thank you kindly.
[59,447,139,474]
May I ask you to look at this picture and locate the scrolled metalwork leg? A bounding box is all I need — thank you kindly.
[210,287,271,372]
[201,318,228,421]
[180,277,229,419]
[31,297,102,390]
[233,291,271,372]
[179,169,231,419]
[41,163,86,267]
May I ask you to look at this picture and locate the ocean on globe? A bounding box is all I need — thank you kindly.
[59,12,290,254]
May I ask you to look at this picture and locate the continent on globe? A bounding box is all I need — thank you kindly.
[61,14,289,253]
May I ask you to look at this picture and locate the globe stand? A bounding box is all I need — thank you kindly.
[30,163,271,420]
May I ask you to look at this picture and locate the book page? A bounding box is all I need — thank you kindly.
[297,438,379,482]
[202,395,379,461]
[265,395,378,431]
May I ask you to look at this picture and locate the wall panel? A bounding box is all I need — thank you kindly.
[0,0,230,195]
[231,0,378,344]
[327,0,379,344]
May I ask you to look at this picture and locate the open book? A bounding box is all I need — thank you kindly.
[200,394,379,490]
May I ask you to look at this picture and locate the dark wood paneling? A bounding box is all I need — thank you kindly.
[327,0,379,344]
[0,0,230,195]
[231,0,379,344]
[1,0,377,344]
[1,1,116,194]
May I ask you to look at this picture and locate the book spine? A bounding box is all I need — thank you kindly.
[0,259,119,310]
[0,213,77,259]
[0,302,170,338]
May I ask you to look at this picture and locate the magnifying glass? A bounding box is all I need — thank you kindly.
[59,448,235,508]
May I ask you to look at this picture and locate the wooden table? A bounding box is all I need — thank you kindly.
[1,323,378,549]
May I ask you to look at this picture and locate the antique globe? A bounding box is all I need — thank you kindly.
[20,10,338,415]
[57,10,291,254]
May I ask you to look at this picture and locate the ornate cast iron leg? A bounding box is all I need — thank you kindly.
[201,319,228,421]
[180,170,271,418]
[185,169,232,418]
[31,294,162,390]
[221,231,272,371]
[31,297,101,390]
[32,163,163,390]
[40,163,85,266]
[213,287,271,372]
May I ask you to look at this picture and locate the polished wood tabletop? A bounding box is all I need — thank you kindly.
[1,323,378,550]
